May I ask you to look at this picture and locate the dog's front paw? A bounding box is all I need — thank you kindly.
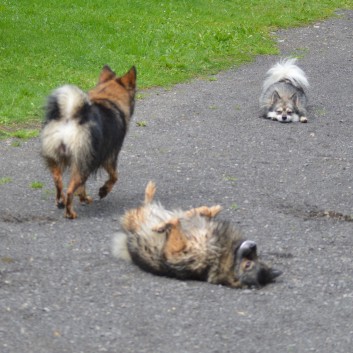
[206,205,222,217]
[300,116,308,123]
[57,201,65,209]
[197,205,222,218]
[185,205,222,218]
[56,196,66,209]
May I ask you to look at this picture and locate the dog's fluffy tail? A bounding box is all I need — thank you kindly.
[112,232,132,261]
[41,85,92,166]
[262,58,309,93]
[45,85,90,122]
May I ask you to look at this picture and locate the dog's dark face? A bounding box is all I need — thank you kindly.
[235,240,282,288]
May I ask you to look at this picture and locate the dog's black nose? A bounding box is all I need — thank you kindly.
[240,240,257,252]
[237,240,258,260]
[282,115,287,121]
[249,242,257,250]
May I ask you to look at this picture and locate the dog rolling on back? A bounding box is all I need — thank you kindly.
[113,182,282,288]
[259,58,309,123]
[41,65,137,219]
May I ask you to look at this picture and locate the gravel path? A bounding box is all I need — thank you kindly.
[1,11,353,353]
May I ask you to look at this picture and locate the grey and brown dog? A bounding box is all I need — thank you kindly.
[113,182,282,288]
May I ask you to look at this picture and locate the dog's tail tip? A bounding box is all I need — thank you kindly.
[112,232,131,261]
[52,84,88,103]
[278,57,298,66]
[46,84,89,122]
[264,57,309,90]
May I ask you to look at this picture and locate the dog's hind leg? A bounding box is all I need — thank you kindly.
[76,184,93,204]
[65,169,86,219]
[48,162,66,209]
[120,181,156,232]
[99,160,117,199]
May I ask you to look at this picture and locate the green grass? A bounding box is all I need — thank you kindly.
[0,126,39,140]
[224,175,238,182]
[1,0,352,128]
[136,121,147,127]
[230,203,239,211]
[11,129,39,139]
[30,181,44,189]
[0,177,12,185]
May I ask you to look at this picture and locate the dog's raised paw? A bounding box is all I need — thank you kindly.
[196,205,222,218]
[99,187,108,199]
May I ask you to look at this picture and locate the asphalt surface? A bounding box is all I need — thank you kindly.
[1,11,353,353]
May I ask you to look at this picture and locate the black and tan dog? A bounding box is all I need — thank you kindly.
[113,182,282,288]
[41,65,137,219]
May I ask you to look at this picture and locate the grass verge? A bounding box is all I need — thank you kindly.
[1,0,352,132]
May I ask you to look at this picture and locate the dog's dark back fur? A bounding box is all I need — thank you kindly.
[89,104,127,172]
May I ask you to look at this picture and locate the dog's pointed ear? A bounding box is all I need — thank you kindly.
[257,266,283,286]
[269,268,283,280]
[290,92,299,106]
[99,65,116,83]
[118,66,137,91]
[271,90,280,104]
